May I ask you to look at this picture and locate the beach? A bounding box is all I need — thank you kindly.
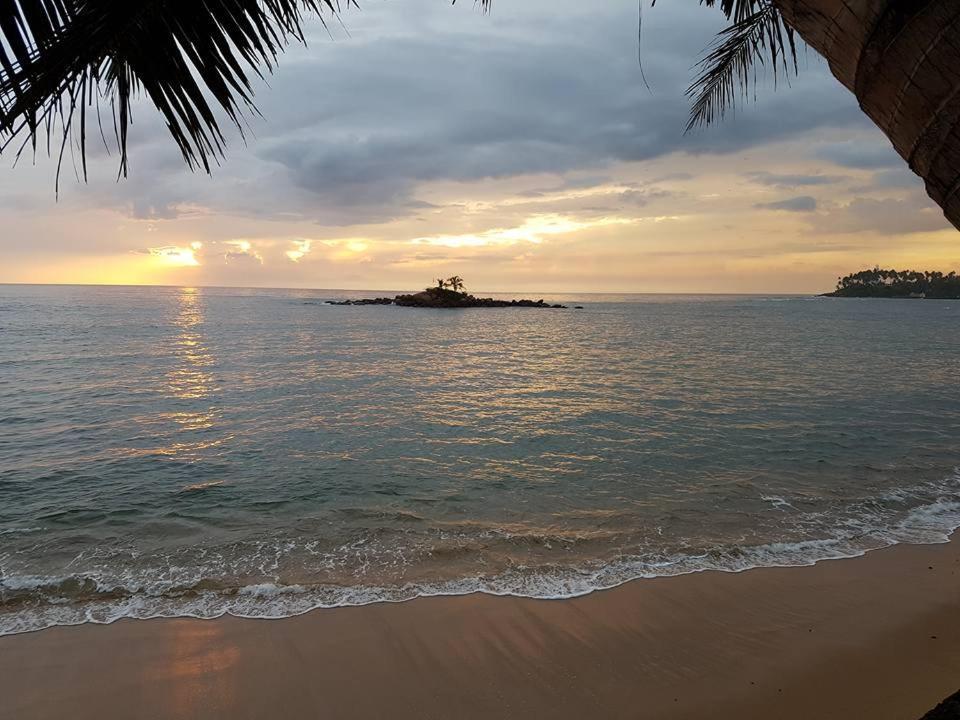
[3,535,958,720]
[3,288,960,718]
[3,0,960,713]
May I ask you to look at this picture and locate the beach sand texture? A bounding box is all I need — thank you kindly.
[2,536,958,720]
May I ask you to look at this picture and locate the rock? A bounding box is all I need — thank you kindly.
[326,297,394,306]
[394,288,473,308]
[920,690,960,720]
[331,286,568,309]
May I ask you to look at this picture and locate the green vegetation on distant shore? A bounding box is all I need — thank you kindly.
[825,269,960,299]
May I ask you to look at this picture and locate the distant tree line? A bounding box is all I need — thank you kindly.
[831,268,960,299]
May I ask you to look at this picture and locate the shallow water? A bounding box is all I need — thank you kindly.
[1,285,959,634]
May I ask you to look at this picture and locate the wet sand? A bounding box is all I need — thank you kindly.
[2,536,959,720]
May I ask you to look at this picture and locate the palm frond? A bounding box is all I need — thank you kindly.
[0,0,355,186]
[686,0,798,131]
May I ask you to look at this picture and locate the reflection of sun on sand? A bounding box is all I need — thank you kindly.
[2,538,960,719]
[155,621,241,718]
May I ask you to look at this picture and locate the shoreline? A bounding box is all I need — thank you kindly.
[3,535,959,719]
[5,503,960,636]
[820,294,960,300]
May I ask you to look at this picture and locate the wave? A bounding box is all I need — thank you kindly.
[0,526,43,536]
[2,481,959,637]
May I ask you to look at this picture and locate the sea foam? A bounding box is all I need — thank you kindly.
[2,478,959,637]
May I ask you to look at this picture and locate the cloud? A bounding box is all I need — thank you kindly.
[35,0,869,228]
[470,179,672,216]
[866,168,924,190]
[411,213,633,248]
[286,239,313,263]
[223,240,264,264]
[755,196,818,212]
[320,238,374,262]
[129,200,182,220]
[136,244,202,266]
[518,175,614,197]
[745,171,846,188]
[812,197,950,235]
[2,0,940,295]
[814,140,902,169]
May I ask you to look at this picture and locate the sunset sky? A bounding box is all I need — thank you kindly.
[1,0,956,294]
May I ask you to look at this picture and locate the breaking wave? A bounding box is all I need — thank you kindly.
[3,475,958,637]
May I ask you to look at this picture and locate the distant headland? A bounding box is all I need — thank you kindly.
[326,277,575,309]
[823,269,960,299]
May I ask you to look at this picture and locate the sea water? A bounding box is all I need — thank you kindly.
[1,285,959,634]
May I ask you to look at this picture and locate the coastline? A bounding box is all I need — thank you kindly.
[5,477,959,636]
[3,535,958,719]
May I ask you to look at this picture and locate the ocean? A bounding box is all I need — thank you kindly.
[1,285,958,635]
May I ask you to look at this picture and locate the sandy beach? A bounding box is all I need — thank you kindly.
[4,0,960,717]
[2,536,958,720]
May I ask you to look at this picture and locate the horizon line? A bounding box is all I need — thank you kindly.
[0,281,822,296]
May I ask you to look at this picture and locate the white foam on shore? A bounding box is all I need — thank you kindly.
[3,477,960,637]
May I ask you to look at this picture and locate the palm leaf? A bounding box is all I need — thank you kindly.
[0,0,355,185]
[685,0,798,131]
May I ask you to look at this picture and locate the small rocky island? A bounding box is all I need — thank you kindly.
[824,268,960,299]
[327,276,571,309]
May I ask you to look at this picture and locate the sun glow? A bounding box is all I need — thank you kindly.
[149,244,201,267]
[224,239,263,263]
[411,214,634,249]
[286,239,313,262]
[322,238,373,261]
[342,239,370,254]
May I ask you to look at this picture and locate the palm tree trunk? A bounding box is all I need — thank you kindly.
[773,0,960,231]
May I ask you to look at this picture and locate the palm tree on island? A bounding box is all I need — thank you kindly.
[379,277,569,308]
[433,277,463,293]
[827,267,960,299]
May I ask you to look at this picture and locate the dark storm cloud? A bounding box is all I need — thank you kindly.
[261,73,859,215]
[755,196,818,212]
[244,3,868,224]
[32,0,877,227]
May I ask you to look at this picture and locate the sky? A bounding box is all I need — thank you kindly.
[1,0,957,294]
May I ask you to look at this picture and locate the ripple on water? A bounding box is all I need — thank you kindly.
[1,287,959,634]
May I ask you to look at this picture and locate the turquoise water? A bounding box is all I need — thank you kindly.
[1,285,959,634]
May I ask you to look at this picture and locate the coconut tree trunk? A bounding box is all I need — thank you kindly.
[773,0,960,231]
